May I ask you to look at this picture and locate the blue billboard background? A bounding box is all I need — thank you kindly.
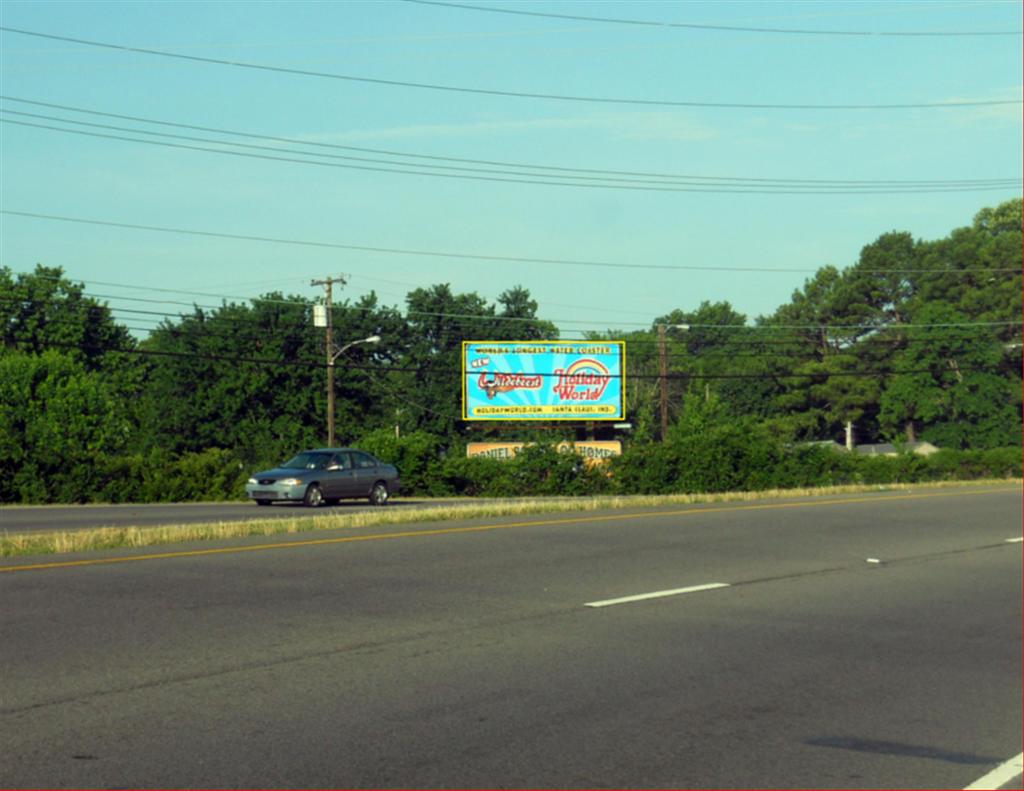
[462,341,625,421]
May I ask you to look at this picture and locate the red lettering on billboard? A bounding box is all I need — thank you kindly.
[477,372,544,400]
[552,359,611,402]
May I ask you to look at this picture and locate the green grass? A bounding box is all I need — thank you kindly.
[1,479,1019,559]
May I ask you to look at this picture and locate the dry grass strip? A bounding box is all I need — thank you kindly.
[1,479,1019,559]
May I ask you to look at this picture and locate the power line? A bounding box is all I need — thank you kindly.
[1,285,586,328]
[10,115,1017,196]
[6,297,1015,362]
[9,281,1017,358]
[6,278,1021,338]
[6,211,1021,274]
[17,306,1006,359]
[405,0,1023,37]
[24,338,1011,381]
[361,367,452,421]
[3,96,1016,189]
[9,283,1020,334]
[664,320,1022,330]
[1,26,1019,111]
[81,278,1015,338]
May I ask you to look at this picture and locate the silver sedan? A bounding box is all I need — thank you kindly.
[246,448,401,507]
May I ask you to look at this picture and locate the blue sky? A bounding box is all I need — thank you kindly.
[1,0,1020,339]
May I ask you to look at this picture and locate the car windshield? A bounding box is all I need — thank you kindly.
[281,452,333,470]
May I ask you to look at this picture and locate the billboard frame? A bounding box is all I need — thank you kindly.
[461,340,626,422]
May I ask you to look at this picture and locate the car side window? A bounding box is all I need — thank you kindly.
[332,452,352,470]
[353,452,376,469]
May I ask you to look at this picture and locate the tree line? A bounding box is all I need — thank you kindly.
[1,199,1020,503]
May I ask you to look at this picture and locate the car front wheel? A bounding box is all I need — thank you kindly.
[303,484,325,507]
[369,482,389,506]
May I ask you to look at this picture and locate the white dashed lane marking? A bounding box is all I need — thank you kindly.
[964,752,1023,790]
[585,582,730,608]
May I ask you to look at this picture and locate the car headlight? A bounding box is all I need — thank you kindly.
[247,478,258,485]
[278,478,303,486]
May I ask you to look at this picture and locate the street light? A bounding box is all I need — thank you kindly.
[332,334,381,364]
[327,334,380,447]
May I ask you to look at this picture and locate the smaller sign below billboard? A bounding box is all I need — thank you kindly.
[466,441,622,464]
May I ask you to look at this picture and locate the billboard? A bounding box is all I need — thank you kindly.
[462,341,625,421]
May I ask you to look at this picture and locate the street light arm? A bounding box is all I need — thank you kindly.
[330,334,381,365]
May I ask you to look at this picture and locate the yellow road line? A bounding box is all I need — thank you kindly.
[0,486,1017,574]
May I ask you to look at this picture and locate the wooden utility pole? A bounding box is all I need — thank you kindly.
[658,323,669,442]
[658,323,689,442]
[311,275,347,447]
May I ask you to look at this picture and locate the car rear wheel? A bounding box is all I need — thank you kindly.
[369,481,389,506]
[303,484,324,507]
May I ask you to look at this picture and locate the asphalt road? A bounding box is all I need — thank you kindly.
[1,485,1020,789]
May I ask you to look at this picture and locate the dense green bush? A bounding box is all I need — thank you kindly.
[435,444,613,498]
[165,448,249,502]
[923,447,1022,480]
[356,428,448,496]
[436,455,506,497]
[770,444,856,489]
[0,351,132,503]
[607,399,862,496]
[7,448,249,505]
[853,453,929,485]
[608,442,678,495]
[0,417,1018,505]
[0,441,1017,505]
[671,421,783,494]
[91,454,150,503]
[496,443,613,497]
